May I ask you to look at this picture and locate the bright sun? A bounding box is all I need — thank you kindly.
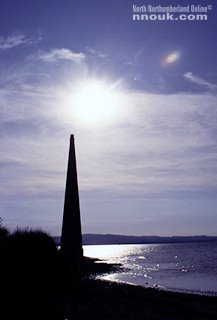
[70,79,124,125]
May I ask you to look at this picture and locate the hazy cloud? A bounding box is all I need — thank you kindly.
[85,47,107,58]
[0,33,40,50]
[1,54,217,235]
[1,58,217,200]
[184,72,217,91]
[35,48,85,63]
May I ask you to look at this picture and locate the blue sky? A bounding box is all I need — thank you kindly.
[1,0,217,236]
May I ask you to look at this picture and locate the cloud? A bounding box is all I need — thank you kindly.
[85,47,107,58]
[1,53,217,234]
[73,92,217,198]
[184,72,217,91]
[0,33,40,50]
[1,58,217,201]
[35,48,85,63]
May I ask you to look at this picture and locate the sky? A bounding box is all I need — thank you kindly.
[0,0,217,236]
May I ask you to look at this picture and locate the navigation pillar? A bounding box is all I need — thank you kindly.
[61,135,83,270]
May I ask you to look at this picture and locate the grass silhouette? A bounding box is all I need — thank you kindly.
[0,220,117,319]
[0,217,9,240]
[0,222,62,319]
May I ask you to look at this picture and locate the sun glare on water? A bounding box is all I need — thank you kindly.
[70,79,124,126]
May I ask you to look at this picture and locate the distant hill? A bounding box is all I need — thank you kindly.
[53,234,217,246]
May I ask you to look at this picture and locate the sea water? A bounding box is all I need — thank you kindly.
[83,242,217,295]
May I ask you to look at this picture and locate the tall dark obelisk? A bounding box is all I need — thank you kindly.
[61,135,83,270]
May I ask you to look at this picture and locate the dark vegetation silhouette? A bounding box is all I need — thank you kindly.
[0,218,116,320]
[0,217,9,239]
[0,220,63,319]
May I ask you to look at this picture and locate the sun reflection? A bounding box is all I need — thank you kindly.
[83,244,136,260]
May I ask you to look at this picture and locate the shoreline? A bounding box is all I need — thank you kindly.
[86,258,217,298]
[83,242,217,298]
[95,274,217,297]
[61,278,217,320]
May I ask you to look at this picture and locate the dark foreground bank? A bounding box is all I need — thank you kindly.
[60,278,217,320]
[2,275,217,320]
[1,225,216,320]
